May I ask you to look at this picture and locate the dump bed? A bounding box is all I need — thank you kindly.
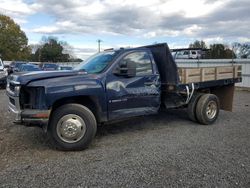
[139,43,242,89]
[178,65,242,84]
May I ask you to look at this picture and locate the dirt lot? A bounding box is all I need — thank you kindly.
[0,89,249,188]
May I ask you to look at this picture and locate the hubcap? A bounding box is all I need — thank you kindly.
[206,101,217,119]
[56,114,86,143]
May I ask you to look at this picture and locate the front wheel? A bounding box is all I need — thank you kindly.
[196,94,220,125]
[49,104,97,150]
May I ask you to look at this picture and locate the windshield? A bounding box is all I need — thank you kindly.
[75,51,119,73]
[22,65,40,71]
[15,63,26,69]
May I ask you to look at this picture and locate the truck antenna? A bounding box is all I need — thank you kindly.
[97,39,103,52]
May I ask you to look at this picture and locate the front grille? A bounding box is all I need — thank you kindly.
[9,83,15,92]
[9,97,15,106]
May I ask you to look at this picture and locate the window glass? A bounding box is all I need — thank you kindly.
[75,51,120,73]
[183,51,189,55]
[121,51,152,76]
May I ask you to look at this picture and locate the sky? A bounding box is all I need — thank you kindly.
[0,0,250,59]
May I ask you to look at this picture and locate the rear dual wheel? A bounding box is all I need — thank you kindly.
[188,93,220,125]
[187,93,203,122]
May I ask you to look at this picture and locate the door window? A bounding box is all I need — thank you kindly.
[121,51,152,76]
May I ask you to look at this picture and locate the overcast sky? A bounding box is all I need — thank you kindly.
[1,0,250,59]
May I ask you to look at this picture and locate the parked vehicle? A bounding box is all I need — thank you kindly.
[0,58,7,88]
[8,61,27,74]
[57,66,73,71]
[40,63,59,71]
[19,64,41,72]
[173,50,202,59]
[6,43,241,150]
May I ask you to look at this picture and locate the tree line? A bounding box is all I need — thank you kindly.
[189,40,250,59]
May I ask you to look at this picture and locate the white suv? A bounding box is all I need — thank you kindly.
[175,50,201,59]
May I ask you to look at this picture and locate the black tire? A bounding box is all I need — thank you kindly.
[187,93,203,122]
[196,94,220,125]
[48,103,97,151]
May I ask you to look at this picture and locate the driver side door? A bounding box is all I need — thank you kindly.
[106,50,161,120]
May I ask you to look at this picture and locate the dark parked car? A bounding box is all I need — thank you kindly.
[40,63,59,71]
[8,61,27,74]
[19,64,41,72]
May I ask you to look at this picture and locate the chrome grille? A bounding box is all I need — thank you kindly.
[9,83,15,93]
[9,97,15,106]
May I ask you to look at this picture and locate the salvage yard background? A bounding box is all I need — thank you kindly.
[0,88,249,187]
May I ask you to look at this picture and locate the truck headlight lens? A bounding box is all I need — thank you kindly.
[14,86,21,96]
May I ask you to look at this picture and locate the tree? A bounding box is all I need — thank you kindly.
[209,44,235,59]
[0,14,30,60]
[34,36,71,62]
[189,40,207,49]
[232,42,250,58]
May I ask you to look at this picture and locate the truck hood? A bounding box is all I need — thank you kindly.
[8,70,86,85]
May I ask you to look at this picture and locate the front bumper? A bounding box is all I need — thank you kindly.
[8,100,50,125]
[7,84,50,126]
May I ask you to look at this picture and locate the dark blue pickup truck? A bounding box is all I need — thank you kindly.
[6,43,242,150]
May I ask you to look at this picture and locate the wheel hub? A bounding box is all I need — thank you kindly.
[57,114,86,143]
[206,101,217,119]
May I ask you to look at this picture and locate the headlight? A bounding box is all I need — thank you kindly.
[4,69,8,76]
[0,71,5,78]
[15,86,21,95]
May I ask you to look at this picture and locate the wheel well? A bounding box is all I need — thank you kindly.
[50,96,101,123]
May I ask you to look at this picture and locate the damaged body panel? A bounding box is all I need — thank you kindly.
[106,67,160,120]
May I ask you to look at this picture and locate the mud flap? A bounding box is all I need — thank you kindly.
[211,84,235,111]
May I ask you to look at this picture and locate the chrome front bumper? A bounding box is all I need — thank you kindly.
[7,84,22,123]
[8,98,22,123]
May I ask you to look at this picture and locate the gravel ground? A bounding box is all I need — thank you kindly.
[0,89,250,188]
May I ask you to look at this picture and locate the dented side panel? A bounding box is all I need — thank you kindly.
[106,73,161,120]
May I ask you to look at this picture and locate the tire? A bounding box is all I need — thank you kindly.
[48,103,97,151]
[187,93,203,122]
[196,94,220,125]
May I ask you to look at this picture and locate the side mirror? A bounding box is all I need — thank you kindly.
[114,60,136,77]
